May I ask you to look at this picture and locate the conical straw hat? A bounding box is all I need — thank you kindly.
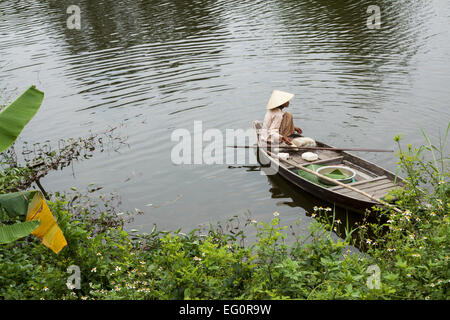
[266,90,294,110]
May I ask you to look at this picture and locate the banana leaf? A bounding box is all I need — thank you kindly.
[0,220,40,244]
[0,191,36,218]
[0,191,67,253]
[0,85,44,153]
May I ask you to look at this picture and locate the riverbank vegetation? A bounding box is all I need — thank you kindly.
[0,89,448,299]
[0,127,447,299]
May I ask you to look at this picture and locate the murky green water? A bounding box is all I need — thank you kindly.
[1,0,449,233]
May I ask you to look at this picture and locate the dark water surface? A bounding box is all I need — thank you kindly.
[1,0,449,233]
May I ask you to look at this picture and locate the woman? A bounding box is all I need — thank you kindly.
[261,90,302,145]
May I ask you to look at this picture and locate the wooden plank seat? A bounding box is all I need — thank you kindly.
[330,175,387,191]
[331,175,399,200]
[343,160,377,179]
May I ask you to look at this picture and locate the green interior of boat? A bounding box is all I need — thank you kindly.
[297,164,354,188]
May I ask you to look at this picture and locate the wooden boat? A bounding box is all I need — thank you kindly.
[253,121,404,213]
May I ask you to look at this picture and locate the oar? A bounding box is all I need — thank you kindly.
[228,145,394,152]
[266,150,403,214]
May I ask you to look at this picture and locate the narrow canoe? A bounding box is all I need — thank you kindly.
[253,121,404,213]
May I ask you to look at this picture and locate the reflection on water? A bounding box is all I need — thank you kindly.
[1,0,449,233]
[265,172,364,239]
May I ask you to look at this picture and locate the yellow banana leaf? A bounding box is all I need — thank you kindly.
[25,192,67,254]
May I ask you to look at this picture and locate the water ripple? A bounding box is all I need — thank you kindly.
[1,0,449,231]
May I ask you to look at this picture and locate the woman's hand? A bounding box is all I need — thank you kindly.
[281,136,293,145]
[295,127,303,135]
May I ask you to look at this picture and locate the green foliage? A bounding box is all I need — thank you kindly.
[0,125,448,300]
[0,191,38,218]
[0,188,43,247]
[0,220,40,244]
[0,88,44,246]
[0,86,44,153]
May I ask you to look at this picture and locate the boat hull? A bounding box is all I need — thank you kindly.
[253,120,402,214]
[257,148,378,213]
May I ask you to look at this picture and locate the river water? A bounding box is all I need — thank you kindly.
[1,0,449,234]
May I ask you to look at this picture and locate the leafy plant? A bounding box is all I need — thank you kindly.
[0,86,44,153]
[0,86,45,247]
[0,86,66,253]
[0,220,40,244]
[0,191,67,253]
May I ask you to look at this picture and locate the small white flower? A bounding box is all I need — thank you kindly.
[193,256,202,261]
[273,211,280,217]
[91,267,97,273]
[115,266,121,272]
